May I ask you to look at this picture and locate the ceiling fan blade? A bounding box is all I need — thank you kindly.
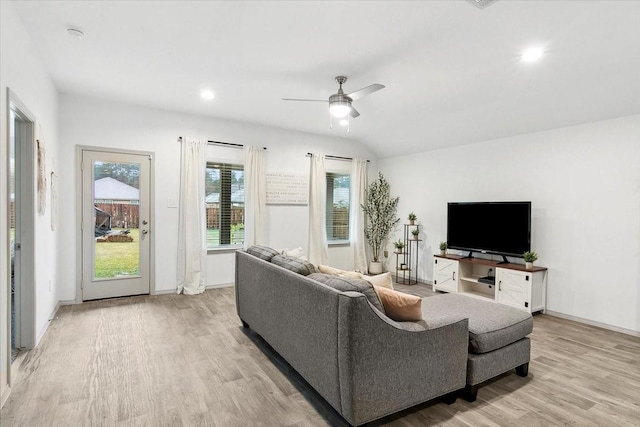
[282,98,327,102]
[350,107,360,118]
[347,84,385,100]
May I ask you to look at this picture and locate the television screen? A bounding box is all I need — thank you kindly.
[447,202,531,257]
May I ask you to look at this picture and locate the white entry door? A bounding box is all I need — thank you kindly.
[82,149,151,300]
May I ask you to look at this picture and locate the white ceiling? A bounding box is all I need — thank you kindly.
[12,0,640,158]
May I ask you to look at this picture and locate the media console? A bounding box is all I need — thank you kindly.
[433,254,547,313]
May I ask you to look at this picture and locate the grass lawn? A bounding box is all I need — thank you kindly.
[95,228,140,278]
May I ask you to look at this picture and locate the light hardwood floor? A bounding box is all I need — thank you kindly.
[1,285,639,426]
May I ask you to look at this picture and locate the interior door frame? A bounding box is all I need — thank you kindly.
[75,145,156,303]
[6,89,36,357]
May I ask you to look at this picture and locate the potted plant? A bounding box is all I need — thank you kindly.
[361,173,400,274]
[393,240,405,254]
[439,241,448,256]
[411,228,420,240]
[523,251,538,269]
[408,212,417,225]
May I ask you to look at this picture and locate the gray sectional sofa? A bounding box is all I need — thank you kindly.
[235,248,532,425]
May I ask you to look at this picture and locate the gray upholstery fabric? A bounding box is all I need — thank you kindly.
[308,273,384,313]
[337,292,468,426]
[467,337,531,385]
[235,251,341,411]
[271,254,318,276]
[246,245,279,261]
[422,293,532,354]
[236,250,470,426]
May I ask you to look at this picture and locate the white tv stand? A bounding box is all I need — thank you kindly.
[433,254,547,313]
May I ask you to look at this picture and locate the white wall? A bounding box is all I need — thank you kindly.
[378,115,640,333]
[58,94,375,297]
[0,0,59,403]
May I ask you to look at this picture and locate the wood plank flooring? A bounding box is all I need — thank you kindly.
[1,285,639,426]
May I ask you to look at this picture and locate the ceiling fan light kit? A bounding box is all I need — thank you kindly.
[283,75,385,131]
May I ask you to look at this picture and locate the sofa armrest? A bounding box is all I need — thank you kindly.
[337,292,468,426]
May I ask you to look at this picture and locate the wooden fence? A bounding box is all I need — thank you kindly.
[95,203,139,228]
[206,206,244,229]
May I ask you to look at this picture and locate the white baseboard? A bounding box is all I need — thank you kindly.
[35,301,62,345]
[58,299,79,305]
[544,310,640,337]
[153,283,234,295]
[206,283,234,289]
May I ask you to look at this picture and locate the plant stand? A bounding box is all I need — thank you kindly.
[395,224,420,285]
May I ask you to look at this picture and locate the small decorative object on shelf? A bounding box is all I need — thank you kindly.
[393,239,405,254]
[523,251,538,269]
[408,212,417,225]
[400,263,407,270]
[439,241,448,256]
[411,228,420,240]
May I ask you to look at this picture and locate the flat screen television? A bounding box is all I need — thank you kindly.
[447,201,531,258]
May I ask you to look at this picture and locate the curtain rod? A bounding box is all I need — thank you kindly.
[177,137,266,150]
[306,153,370,163]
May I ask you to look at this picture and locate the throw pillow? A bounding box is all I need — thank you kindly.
[318,264,364,279]
[373,286,422,322]
[271,254,318,276]
[281,247,308,260]
[308,273,384,313]
[363,272,394,290]
[246,245,280,261]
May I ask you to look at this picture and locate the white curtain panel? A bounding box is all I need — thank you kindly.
[177,137,208,295]
[243,145,266,248]
[350,158,368,273]
[308,153,328,265]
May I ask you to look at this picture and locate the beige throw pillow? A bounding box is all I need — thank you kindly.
[317,265,363,279]
[363,272,394,290]
[373,286,423,322]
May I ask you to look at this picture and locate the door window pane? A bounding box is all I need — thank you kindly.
[93,161,141,279]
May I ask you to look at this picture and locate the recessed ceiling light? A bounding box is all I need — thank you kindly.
[67,28,85,39]
[200,90,215,101]
[522,47,544,62]
[339,119,349,126]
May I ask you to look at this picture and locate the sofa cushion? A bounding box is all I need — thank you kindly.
[421,294,533,354]
[309,273,384,313]
[246,245,280,261]
[271,254,318,276]
[373,286,422,321]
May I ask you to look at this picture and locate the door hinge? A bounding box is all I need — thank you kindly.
[81,280,84,290]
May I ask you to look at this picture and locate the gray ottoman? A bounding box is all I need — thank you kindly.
[422,294,532,401]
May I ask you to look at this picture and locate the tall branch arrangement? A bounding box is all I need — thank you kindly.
[361,172,399,262]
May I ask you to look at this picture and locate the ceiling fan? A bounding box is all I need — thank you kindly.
[283,76,385,125]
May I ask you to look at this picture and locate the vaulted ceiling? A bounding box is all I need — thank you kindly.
[12,0,640,157]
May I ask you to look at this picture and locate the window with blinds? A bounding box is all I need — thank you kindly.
[205,163,244,248]
[326,172,350,242]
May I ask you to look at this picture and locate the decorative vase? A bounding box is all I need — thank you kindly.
[440,250,446,256]
[396,248,403,254]
[525,262,533,269]
[369,261,383,274]
[409,220,415,225]
[413,235,419,240]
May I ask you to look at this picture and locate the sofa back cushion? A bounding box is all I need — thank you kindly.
[309,273,384,313]
[246,245,280,261]
[271,254,318,276]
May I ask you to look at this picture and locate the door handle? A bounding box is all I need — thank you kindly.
[452,272,456,281]
[499,280,502,291]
